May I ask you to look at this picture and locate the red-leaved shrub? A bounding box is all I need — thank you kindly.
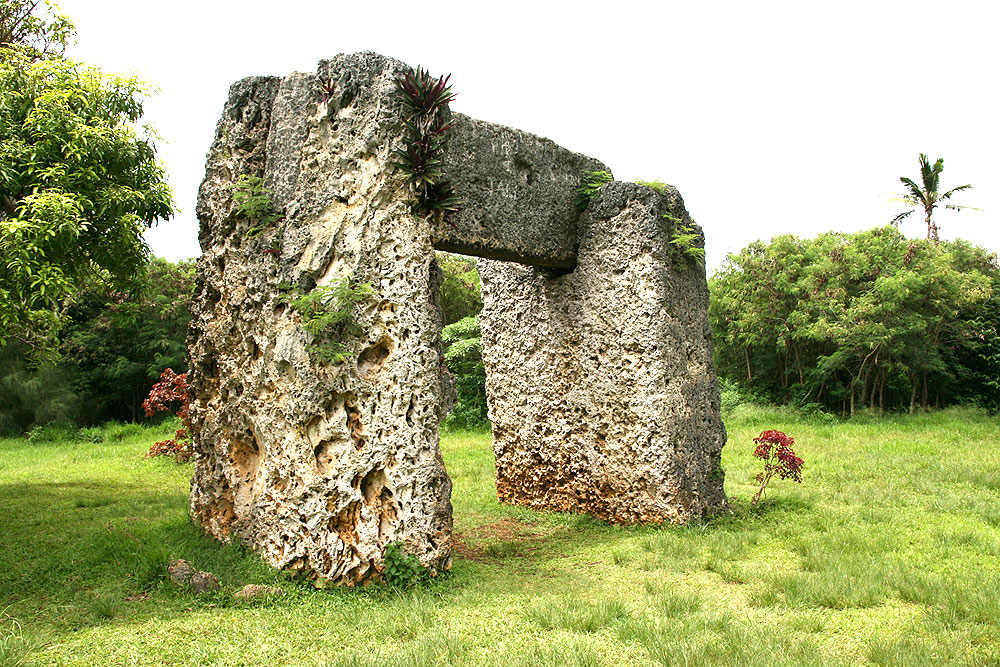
[143,368,192,462]
[751,430,803,506]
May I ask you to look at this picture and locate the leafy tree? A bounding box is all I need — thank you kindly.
[0,45,174,355]
[59,257,195,423]
[891,154,974,242]
[711,227,998,415]
[441,316,487,429]
[0,0,74,59]
[0,257,195,430]
[434,252,487,428]
[437,252,482,325]
[0,339,78,435]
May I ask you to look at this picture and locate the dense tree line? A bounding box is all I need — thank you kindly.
[710,226,1000,415]
[0,258,193,434]
[6,233,997,434]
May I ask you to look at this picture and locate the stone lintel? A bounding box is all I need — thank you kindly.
[432,114,609,269]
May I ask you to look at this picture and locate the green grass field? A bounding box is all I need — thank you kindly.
[2,407,999,666]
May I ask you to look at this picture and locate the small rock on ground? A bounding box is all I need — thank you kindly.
[190,571,220,594]
[167,559,195,585]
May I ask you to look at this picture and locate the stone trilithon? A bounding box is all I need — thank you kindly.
[187,52,727,585]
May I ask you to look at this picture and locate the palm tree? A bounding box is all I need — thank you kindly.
[891,154,974,242]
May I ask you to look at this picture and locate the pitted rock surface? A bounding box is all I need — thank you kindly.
[189,51,727,584]
[479,182,728,522]
[189,53,454,585]
[431,114,608,269]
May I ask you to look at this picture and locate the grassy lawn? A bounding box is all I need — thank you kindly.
[2,407,999,666]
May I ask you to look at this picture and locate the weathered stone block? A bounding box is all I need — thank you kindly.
[479,182,728,523]
[188,53,453,585]
[432,114,607,269]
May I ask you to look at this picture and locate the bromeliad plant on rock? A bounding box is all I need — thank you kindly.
[393,66,462,223]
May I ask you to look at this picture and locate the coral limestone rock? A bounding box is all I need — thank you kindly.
[188,52,727,584]
[188,53,453,585]
[432,114,607,269]
[479,182,728,523]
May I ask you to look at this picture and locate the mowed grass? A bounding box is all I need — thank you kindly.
[1,406,1000,666]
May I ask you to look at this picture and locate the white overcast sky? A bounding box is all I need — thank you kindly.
[58,0,999,272]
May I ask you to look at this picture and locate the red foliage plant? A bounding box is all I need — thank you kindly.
[142,368,192,462]
[751,430,803,506]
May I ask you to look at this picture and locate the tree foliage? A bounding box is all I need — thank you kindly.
[0,0,74,59]
[0,257,194,431]
[59,257,195,423]
[436,252,487,429]
[710,226,999,415]
[442,315,487,430]
[0,339,78,435]
[437,252,482,326]
[0,46,174,351]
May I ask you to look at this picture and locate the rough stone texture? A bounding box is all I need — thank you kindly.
[190,571,221,594]
[188,53,454,585]
[189,51,728,584]
[167,559,195,585]
[432,114,608,269]
[479,181,728,523]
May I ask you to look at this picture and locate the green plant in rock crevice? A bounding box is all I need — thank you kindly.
[637,179,706,266]
[280,278,375,364]
[576,170,613,210]
[230,175,283,239]
[664,212,706,266]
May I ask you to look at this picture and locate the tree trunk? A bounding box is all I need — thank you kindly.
[922,375,929,412]
[860,368,871,409]
[745,348,752,382]
[792,341,804,386]
[909,377,917,415]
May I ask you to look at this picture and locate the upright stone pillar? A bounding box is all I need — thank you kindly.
[187,53,453,585]
[480,182,728,523]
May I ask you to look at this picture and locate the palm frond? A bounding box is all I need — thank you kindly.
[890,210,913,227]
[899,177,928,206]
[939,184,972,201]
[918,154,943,194]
